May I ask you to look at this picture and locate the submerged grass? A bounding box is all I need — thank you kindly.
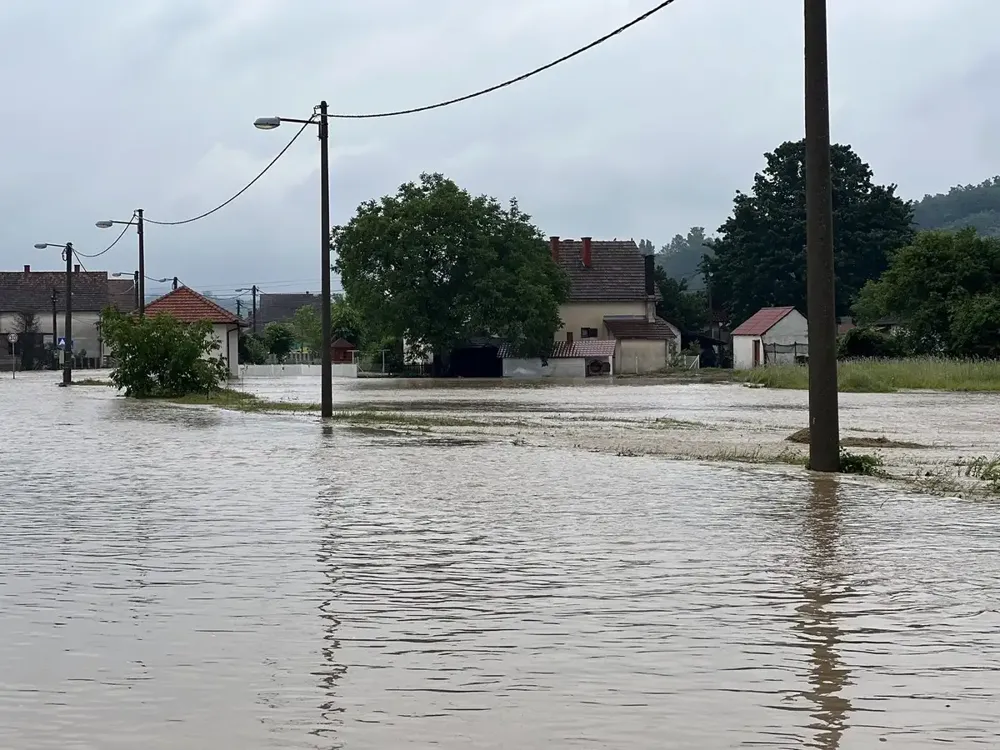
[75,378,114,386]
[737,357,1000,393]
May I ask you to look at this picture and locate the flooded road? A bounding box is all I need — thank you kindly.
[2,372,999,748]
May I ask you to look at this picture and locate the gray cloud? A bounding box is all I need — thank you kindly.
[2,0,998,297]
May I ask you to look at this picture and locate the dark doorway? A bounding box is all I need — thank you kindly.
[448,345,502,377]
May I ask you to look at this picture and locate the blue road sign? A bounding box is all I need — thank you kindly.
[57,337,72,350]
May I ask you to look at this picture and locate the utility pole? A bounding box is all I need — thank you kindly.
[804,0,839,471]
[236,298,243,318]
[51,288,58,352]
[251,285,259,333]
[319,100,333,419]
[133,271,140,310]
[63,244,74,386]
[136,208,146,317]
[172,276,179,291]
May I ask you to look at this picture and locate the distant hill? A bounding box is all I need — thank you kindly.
[653,227,713,291]
[913,176,1000,237]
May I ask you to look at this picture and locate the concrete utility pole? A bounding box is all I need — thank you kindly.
[804,0,840,471]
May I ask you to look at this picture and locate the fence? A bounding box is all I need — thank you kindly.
[763,342,809,364]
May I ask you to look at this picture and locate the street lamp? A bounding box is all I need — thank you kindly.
[235,286,259,333]
[254,102,332,418]
[111,271,141,309]
[34,242,74,386]
[96,209,145,317]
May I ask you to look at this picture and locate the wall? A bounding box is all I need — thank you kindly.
[762,311,809,365]
[240,363,358,378]
[502,357,586,378]
[615,339,667,375]
[557,302,645,340]
[209,324,241,377]
[0,311,102,357]
[732,335,759,369]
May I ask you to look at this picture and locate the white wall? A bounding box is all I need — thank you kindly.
[0,311,101,357]
[614,339,667,374]
[241,363,358,378]
[732,335,759,369]
[503,357,587,378]
[763,310,808,346]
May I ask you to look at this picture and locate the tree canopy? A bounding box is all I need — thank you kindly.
[333,173,568,358]
[703,140,914,324]
[653,266,708,333]
[655,227,713,291]
[854,228,1000,357]
[913,177,1000,237]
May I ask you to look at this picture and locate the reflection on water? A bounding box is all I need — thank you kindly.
[797,475,851,749]
[2,373,1000,748]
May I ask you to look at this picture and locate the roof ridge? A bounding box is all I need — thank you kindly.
[146,286,239,324]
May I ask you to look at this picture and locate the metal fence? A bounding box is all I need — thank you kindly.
[763,342,809,363]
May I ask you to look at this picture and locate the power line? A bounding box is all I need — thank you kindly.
[327,0,678,119]
[74,215,135,258]
[143,120,313,227]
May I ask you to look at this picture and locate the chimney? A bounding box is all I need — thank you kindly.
[23,264,29,273]
[581,237,592,268]
[549,236,560,263]
[74,264,80,273]
[644,254,656,323]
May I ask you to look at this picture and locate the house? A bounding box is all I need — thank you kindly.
[499,237,678,377]
[257,292,321,327]
[499,339,616,377]
[143,286,244,377]
[0,264,113,365]
[331,337,356,364]
[731,306,809,368]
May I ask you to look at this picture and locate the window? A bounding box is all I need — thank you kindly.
[566,332,573,343]
[581,327,598,339]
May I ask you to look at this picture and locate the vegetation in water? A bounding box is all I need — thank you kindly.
[100,308,229,398]
[738,357,1000,392]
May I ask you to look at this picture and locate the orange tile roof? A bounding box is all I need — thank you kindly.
[731,306,797,336]
[144,286,241,325]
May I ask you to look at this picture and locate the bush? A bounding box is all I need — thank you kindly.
[264,322,296,361]
[239,333,269,364]
[838,326,901,359]
[101,308,229,398]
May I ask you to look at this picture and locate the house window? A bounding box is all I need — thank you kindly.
[566,332,573,343]
[581,327,598,339]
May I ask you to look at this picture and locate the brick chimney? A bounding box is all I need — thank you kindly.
[549,236,560,263]
[74,264,80,273]
[581,237,592,268]
[23,264,29,273]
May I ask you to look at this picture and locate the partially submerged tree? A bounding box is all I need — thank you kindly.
[333,172,568,358]
[264,322,296,362]
[854,228,1000,357]
[704,140,914,323]
[101,308,228,397]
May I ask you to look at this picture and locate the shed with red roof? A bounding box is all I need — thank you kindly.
[731,306,808,369]
[144,286,244,377]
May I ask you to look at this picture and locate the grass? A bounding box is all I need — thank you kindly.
[737,357,1000,392]
[75,378,114,386]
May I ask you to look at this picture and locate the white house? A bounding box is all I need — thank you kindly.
[731,306,809,369]
[143,286,243,377]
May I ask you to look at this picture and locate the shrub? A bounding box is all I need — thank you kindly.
[239,333,269,364]
[101,308,229,398]
[264,322,296,361]
[838,326,902,359]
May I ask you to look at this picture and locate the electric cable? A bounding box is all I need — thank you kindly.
[75,215,135,258]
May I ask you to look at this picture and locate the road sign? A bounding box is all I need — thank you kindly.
[57,337,66,350]
[6,333,16,344]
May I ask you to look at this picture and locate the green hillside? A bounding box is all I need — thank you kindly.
[913,177,1000,236]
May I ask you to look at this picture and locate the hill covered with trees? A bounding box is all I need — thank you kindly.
[913,177,1000,237]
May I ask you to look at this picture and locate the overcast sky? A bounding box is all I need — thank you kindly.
[2,0,997,298]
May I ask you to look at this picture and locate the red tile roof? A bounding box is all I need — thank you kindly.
[603,315,677,340]
[731,306,797,337]
[144,286,241,325]
[497,339,617,359]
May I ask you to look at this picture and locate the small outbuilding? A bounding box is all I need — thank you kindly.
[731,306,808,369]
[144,286,243,377]
[331,338,356,364]
[499,339,616,378]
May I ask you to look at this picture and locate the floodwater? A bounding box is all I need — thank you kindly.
[2,371,999,748]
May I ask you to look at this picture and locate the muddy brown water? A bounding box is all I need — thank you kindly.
[2,372,999,748]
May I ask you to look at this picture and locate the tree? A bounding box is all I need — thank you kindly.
[264,322,296,361]
[333,172,569,358]
[331,295,364,345]
[655,227,713,291]
[653,266,709,332]
[637,239,656,255]
[704,140,914,324]
[290,305,322,354]
[239,332,269,364]
[913,177,1000,237]
[854,229,1000,356]
[837,326,903,360]
[100,308,228,397]
[14,312,39,334]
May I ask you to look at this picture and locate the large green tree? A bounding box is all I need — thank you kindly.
[704,140,914,323]
[854,228,1000,357]
[333,173,568,358]
[653,266,709,332]
[655,227,713,291]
